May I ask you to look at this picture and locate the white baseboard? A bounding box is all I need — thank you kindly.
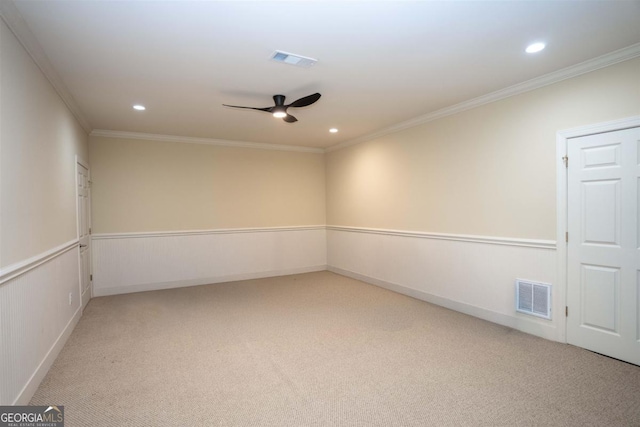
[94,265,327,297]
[329,266,557,341]
[13,306,82,405]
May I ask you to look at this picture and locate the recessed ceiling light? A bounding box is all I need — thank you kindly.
[133,105,146,111]
[525,42,546,54]
[329,128,338,133]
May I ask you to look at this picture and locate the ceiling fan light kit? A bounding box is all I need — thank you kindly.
[223,93,321,123]
[272,108,287,118]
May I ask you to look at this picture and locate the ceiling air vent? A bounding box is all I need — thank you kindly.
[515,279,551,319]
[270,51,317,68]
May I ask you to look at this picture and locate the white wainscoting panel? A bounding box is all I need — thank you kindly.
[327,227,560,341]
[0,245,81,405]
[92,226,327,296]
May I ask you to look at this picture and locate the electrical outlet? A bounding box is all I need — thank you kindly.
[68,292,73,306]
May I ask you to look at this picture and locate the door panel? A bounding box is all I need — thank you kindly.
[582,179,620,245]
[582,143,621,169]
[581,264,619,333]
[567,126,640,365]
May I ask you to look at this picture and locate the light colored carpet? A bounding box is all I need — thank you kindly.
[31,271,640,426]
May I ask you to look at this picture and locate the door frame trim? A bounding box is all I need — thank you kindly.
[75,155,91,308]
[556,115,640,343]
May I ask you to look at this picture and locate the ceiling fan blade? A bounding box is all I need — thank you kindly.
[283,114,298,123]
[287,93,321,108]
[222,104,272,112]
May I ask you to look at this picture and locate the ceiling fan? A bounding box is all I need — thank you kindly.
[223,93,321,123]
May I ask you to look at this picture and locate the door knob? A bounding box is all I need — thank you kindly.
[79,244,87,248]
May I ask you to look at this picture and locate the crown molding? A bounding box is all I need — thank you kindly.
[90,129,325,154]
[0,1,92,133]
[327,42,640,153]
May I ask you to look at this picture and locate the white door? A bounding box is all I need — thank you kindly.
[77,161,92,309]
[566,126,640,365]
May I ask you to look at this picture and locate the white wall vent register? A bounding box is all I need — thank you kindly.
[515,279,551,319]
[270,50,318,68]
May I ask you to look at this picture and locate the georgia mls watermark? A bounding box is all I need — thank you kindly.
[0,406,64,427]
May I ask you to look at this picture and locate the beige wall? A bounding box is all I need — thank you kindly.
[0,19,89,268]
[326,57,640,241]
[89,136,326,233]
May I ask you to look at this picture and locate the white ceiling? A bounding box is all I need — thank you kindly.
[10,1,640,149]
